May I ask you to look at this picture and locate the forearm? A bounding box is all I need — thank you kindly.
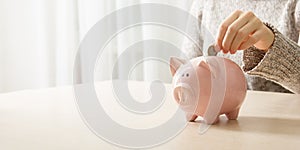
[243,23,300,94]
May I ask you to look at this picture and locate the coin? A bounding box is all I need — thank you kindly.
[207,44,218,56]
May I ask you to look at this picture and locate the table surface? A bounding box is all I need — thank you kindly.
[0,80,299,150]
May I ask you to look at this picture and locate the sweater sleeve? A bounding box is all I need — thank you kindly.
[181,0,204,59]
[243,23,300,94]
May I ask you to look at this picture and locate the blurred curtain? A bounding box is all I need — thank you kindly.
[0,0,194,93]
[0,0,78,92]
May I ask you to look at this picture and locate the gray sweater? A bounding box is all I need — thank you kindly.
[182,0,300,94]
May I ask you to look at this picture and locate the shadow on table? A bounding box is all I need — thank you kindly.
[214,116,300,136]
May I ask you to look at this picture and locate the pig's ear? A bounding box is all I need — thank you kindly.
[170,57,186,76]
[198,61,210,71]
[198,61,216,78]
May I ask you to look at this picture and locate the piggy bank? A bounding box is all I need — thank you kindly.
[170,56,247,124]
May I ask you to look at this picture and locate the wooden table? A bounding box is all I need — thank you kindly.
[0,80,299,150]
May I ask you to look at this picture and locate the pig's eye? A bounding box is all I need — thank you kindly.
[186,73,189,77]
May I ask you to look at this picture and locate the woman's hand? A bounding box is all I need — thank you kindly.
[215,10,275,54]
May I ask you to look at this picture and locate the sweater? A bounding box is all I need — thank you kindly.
[182,0,300,94]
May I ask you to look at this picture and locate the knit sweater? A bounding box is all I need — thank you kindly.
[182,0,300,94]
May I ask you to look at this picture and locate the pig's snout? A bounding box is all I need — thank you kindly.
[173,83,194,105]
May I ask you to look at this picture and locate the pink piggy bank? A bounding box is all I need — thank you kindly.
[170,56,247,124]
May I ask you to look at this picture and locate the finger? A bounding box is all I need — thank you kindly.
[242,35,251,43]
[216,10,242,51]
[238,30,262,50]
[223,11,255,53]
[230,18,260,54]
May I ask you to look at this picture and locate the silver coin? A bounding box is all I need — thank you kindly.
[207,44,218,56]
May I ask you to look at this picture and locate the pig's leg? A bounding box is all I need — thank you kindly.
[204,116,220,125]
[213,117,220,124]
[186,113,198,122]
[225,108,240,120]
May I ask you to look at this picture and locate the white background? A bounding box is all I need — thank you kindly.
[0,0,195,93]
